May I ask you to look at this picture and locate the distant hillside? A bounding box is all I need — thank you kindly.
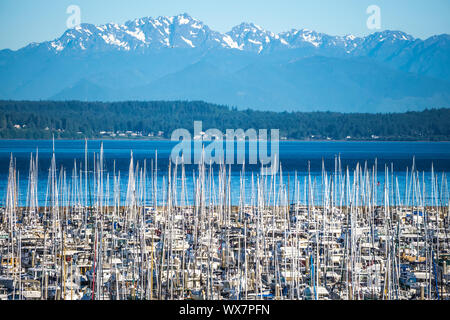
[0,100,449,141]
[0,13,449,112]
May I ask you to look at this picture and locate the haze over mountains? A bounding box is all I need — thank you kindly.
[1,13,449,112]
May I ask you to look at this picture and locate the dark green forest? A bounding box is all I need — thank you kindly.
[0,100,449,141]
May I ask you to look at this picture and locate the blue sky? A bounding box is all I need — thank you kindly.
[0,0,449,50]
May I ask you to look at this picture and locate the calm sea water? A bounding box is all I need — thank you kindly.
[0,140,449,206]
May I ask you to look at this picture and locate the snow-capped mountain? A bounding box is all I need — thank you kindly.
[1,13,449,113]
[224,22,279,53]
[28,13,419,55]
[41,14,224,52]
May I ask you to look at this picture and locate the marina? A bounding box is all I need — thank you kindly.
[1,0,449,307]
[0,140,448,300]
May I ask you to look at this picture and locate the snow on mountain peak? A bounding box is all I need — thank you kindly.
[39,14,417,55]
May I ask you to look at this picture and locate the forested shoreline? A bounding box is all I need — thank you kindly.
[0,100,449,141]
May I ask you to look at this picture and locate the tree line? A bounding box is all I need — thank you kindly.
[0,100,449,141]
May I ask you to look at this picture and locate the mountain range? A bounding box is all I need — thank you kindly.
[1,13,449,112]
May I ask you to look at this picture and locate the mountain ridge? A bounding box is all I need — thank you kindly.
[1,13,449,112]
[13,13,429,55]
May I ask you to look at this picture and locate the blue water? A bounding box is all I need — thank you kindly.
[0,140,449,206]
